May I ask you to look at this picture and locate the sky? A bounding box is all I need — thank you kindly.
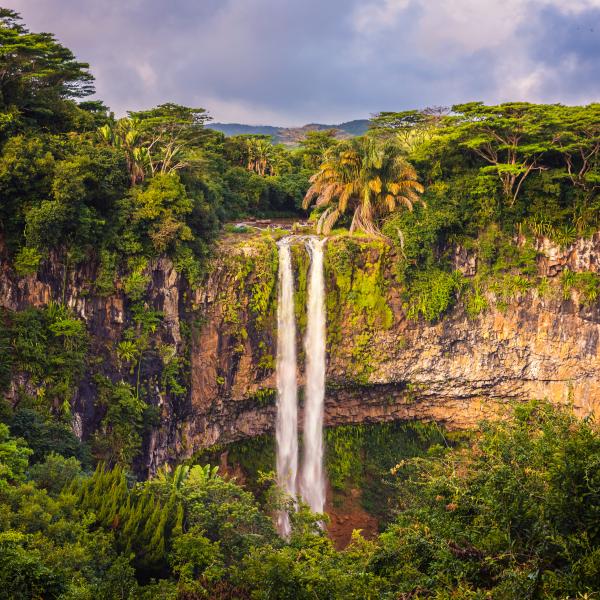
[6,0,600,126]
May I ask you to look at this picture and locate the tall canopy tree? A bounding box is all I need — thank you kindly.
[246,136,275,176]
[0,9,94,132]
[99,104,210,184]
[130,103,210,175]
[303,137,424,236]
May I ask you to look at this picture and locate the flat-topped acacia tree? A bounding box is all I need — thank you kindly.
[303,136,424,236]
[450,102,561,207]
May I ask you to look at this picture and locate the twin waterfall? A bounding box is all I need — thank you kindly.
[275,236,327,537]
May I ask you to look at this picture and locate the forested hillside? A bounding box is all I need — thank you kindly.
[210,119,370,144]
[1,8,600,599]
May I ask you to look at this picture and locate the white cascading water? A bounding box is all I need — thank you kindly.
[275,238,298,538]
[300,236,327,515]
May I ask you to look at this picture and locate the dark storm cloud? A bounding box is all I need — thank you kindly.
[5,0,600,124]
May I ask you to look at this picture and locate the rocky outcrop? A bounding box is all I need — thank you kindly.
[536,233,600,276]
[3,232,600,471]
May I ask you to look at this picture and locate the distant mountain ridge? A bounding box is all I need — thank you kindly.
[209,119,370,144]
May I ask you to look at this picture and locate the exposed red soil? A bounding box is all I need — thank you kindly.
[325,485,379,550]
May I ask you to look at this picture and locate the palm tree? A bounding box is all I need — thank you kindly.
[99,119,148,185]
[246,137,274,176]
[303,137,424,236]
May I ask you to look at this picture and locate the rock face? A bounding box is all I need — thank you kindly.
[3,233,600,471]
[182,234,600,459]
[0,248,190,474]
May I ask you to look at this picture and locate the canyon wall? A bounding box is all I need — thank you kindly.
[3,232,600,472]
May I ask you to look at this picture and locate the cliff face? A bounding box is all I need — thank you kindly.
[3,233,600,471]
[0,249,190,474]
[185,233,600,454]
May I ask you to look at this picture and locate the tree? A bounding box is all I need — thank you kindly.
[451,102,559,207]
[29,452,82,495]
[0,134,55,247]
[100,104,210,185]
[246,136,275,176]
[551,104,600,231]
[92,380,148,467]
[0,424,32,483]
[128,172,194,254]
[0,9,94,131]
[99,118,148,185]
[303,137,424,236]
[298,129,338,170]
[375,401,600,597]
[370,107,449,154]
[130,103,210,176]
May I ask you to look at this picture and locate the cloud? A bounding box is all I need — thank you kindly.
[5,0,600,125]
[353,0,412,33]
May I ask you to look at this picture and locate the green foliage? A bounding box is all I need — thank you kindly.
[29,452,82,495]
[0,9,94,133]
[92,378,148,467]
[368,102,600,322]
[325,426,364,491]
[159,344,188,398]
[170,526,224,594]
[324,421,452,522]
[0,423,32,483]
[298,129,339,169]
[3,304,88,417]
[95,249,117,295]
[241,530,385,599]
[128,172,193,253]
[490,273,533,307]
[324,237,394,381]
[561,269,600,306]
[9,408,86,464]
[464,285,488,318]
[0,401,597,598]
[376,402,600,597]
[13,246,42,276]
[248,239,279,324]
[405,269,465,322]
[1,11,600,598]
[122,266,150,301]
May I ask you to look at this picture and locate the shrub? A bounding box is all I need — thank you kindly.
[405,270,465,322]
[13,246,42,276]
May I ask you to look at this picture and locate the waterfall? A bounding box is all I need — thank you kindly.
[275,238,298,538]
[300,236,327,515]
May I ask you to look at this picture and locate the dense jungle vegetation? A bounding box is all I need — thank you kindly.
[1,8,600,598]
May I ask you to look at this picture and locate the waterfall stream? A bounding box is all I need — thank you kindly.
[300,236,327,515]
[275,238,298,538]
